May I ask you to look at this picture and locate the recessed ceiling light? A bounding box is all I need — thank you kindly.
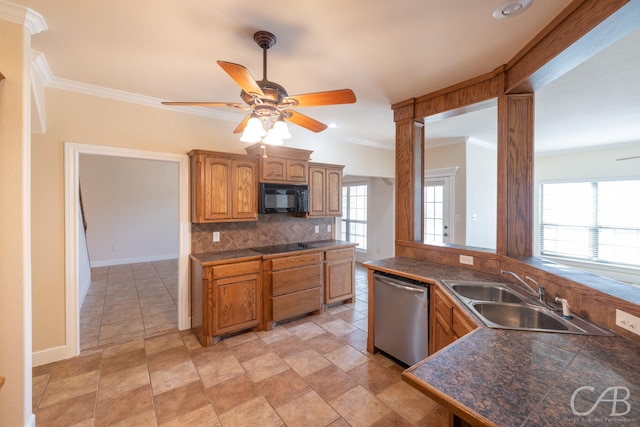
[493,0,532,19]
[327,122,338,129]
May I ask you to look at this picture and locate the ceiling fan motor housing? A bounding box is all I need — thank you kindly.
[253,31,277,50]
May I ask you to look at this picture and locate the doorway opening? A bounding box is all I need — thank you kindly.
[64,142,190,358]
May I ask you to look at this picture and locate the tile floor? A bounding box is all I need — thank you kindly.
[79,259,180,351]
[33,262,449,426]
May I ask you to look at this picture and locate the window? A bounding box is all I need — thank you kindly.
[341,184,367,250]
[424,178,446,243]
[540,179,640,267]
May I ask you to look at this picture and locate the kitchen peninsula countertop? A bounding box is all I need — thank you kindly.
[365,257,640,426]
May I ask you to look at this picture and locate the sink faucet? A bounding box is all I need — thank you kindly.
[500,270,545,303]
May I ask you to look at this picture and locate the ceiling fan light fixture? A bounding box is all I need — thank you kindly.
[263,128,284,145]
[272,118,292,140]
[241,116,267,142]
[240,131,262,143]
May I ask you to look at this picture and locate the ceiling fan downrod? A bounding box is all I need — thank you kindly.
[253,31,277,81]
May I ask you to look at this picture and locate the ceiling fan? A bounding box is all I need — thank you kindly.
[162,31,356,144]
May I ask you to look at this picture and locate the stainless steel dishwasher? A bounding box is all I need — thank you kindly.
[373,271,429,366]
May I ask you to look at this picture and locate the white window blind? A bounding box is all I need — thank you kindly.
[540,179,640,267]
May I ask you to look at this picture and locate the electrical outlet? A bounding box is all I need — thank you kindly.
[213,231,220,242]
[616,309,640,336]
[327,224,332,232]
[314,225,319,233]
[459,255,474,265]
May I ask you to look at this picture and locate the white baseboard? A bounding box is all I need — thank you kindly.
[32,344,69,367]
[90,253,179,268]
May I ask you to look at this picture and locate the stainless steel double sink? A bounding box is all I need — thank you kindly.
[440,281,612,335]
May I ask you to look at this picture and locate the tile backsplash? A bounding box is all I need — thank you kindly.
[192,214,334,254]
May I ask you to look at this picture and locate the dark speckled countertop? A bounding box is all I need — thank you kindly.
[365,257,640,427]
[190,240,356,266]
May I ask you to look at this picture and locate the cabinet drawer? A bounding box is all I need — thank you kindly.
[211,260,261,280]
[272,264,322,296]
[272,288,322,322]
[324,247,354,261]
[267,252,322,271]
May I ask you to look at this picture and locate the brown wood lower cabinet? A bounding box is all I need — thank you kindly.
[191,258,261,346]
[431,285,477,354]
[263,251,323,329]
[324,247,355,304]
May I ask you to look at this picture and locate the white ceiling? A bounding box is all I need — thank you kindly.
[11,0,640,153]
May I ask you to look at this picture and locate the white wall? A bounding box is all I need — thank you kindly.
[78,203,92,307]
[534,141,640,283]
[466,140,497,249]
[79,154,179,266]
[342,176,395,263]
[365,177,395,262]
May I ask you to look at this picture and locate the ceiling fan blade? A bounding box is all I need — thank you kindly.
[217,61,265,97]
[284,89,356,108]
[284,110,328,133]
[161,101,245,108]
[233,114,252,134]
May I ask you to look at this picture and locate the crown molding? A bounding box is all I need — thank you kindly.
[31,50,52,84]
[0,0,47,34]
[466,136,497,150]
[47,76,243,122]
[338,134,394,150]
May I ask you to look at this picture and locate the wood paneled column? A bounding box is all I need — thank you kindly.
[392,99,424,244]
[497,93,534,257]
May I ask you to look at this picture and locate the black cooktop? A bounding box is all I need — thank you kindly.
[251,242,313,254]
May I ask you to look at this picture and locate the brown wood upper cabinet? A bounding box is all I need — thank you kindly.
[308,163,344,217]
[245,143,312,184]
[189,150,258,223]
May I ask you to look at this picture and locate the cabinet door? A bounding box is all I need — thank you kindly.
[433,309,455,352]
[286,160,308,182]
[452,306,477,339]
[325,168,343,216]
[231,159,258,220]
[324,248,355,304]
[308,167,326,216]
[213,273,260,335]
[203,156,232,221]
[432,287,455,353]
[261,157,287,182]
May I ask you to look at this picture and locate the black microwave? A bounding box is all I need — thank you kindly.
[259,183,309,213]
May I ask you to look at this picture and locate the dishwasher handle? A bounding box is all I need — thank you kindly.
[375,276,426,293]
